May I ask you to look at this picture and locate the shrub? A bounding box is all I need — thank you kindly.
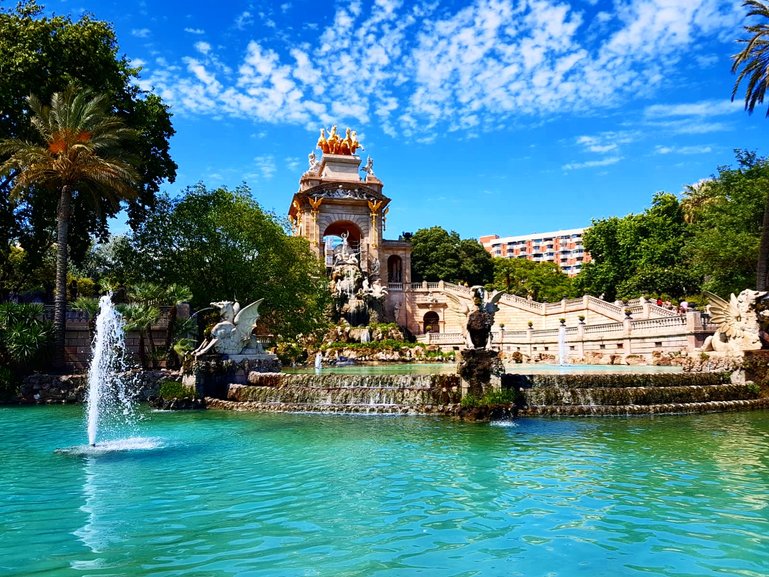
[158,380,193,399]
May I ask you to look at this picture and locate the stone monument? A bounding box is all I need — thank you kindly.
[455,287,505,399]
[183,299,280,398]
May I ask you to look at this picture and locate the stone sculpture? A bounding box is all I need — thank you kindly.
[702,289,769,354]
[193,299,264,357]
[316,125,363,155]
[445,287,503,349]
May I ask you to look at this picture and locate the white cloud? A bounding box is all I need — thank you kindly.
[655,144,713,155]
[644,99,740,118]
[234,11,253,30]
[253,156,277,179]
[131,28,151,38]
[194,42,212,55]
[562,156,623,170]
[184,27,205,35]
[135,0,745,138]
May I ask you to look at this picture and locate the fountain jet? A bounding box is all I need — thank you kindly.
[85,295,135,447]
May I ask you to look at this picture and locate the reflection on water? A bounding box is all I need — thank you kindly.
[2,405,767,577]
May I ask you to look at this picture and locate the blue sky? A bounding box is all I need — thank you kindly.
[44,0,766,240]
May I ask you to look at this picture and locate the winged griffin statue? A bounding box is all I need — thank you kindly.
[701,290,769,354]
[193,299,264,357]
[445,286,504,349]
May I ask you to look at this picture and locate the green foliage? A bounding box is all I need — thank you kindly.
[0,302,51,388]
[158,379,192,400]
[576,192,699,301]
[460,388,516,408]
[119,183,330,339]
[731,0,769,116]
[0,2,176,291]
[410,226,493,286]
[684,151,769,295]
[324,339,415,352]
[0,366,16,401]
[492,257,575,302]
[275,340,306,365]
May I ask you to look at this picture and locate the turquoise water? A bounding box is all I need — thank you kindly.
[2,406,768,577]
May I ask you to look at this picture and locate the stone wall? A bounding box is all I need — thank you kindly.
[18,370,177,404]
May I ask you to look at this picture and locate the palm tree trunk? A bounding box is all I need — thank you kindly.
[757,191,769,291]
[53,185,72,371]
[164,305,178,368]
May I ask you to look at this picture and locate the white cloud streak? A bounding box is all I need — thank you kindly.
[135,0,743,137]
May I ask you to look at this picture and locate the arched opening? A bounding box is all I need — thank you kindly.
[423,311,439,334]
[322,221,363,269]
[387,255,403,284]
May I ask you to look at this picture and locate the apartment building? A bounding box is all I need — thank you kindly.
[479,228,590,276]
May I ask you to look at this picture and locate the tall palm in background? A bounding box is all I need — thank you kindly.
[732,0,769,290]
[0,86,139,369]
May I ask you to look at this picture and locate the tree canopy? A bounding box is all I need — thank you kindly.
[410,226,493,286]
[575,192,698,301]
[113,183,331,339]
[492,258,575,303]
[0,0,176,297]
[684,151,769,295]
[0,86,140,368]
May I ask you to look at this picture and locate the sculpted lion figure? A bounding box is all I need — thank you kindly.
[194,299,264,357]
[701,289,769,354]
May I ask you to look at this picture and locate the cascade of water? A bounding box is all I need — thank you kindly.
[85,295,135,446]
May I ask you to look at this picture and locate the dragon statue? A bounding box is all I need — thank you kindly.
[193,299,264,357]
[701,289,769,354]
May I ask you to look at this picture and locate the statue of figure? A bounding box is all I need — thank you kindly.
[702,289,769,353]
[468,287,501,349]
[194,299,264,357]
[369,278,388,299]
[307,151,319,172]
[350,131,363,154]
[328,125,341,154]
[317,129,329,154]
[334,231,358,266]
[363,156,375,177]
[340,128,352,155]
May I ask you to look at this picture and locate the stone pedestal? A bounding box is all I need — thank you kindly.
[182,354,281,399]
[457,348,504,398]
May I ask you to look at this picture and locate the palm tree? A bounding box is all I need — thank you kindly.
[732,0,769,115]
[120,302,160,370]
[732,0,769,289]
[0,86,139,370]
[161,284,193,368]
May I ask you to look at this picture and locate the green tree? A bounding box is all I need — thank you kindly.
[685,151,769,295]
[119,184,330,339]
[732,0,769,289]
[0,1,176,296]
[0,87,139,369]
[119,301,160,369]
[492,258,574,302]
[576,193,697,301]
[410,226,493,286]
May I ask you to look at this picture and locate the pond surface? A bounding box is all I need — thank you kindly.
[2,405,767,576]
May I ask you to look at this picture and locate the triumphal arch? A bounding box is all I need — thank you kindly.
[288,127,412,324]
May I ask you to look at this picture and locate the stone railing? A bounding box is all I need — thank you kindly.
[630,316,687,331]
[421,311,708,359]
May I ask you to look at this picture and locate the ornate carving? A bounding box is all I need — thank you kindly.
[702,289,769,353]
[194,300,264,357]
